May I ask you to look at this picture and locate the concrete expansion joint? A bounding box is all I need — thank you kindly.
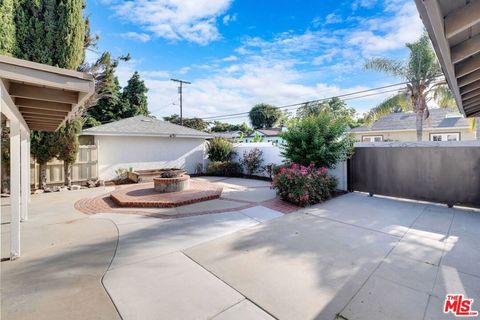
[181,251,279,320]
[100,218,123,320]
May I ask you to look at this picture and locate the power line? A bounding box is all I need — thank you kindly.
[201,76,446,121]
[203,86,408,121]
[201,80,410,120]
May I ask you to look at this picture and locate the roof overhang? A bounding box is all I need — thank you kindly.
[80,131,211,139]
[414,0,480,117]
[0,55,94,131]
[350,126,471,134]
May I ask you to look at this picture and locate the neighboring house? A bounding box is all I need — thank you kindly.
[211,131,243,141]
[244,128,286,145]
[351,109,476,142]
[81,115,211,180]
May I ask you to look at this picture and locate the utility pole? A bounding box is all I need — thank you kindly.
[170,78,191,126]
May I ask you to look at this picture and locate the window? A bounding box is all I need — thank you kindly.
[430,133,460,141]
[362,135,383,142]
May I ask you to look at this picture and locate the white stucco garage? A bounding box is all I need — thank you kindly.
[81,116,211,180]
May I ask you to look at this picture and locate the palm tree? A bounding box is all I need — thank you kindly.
[364,33,455,141]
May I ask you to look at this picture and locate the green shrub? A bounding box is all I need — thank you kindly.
[280,112,354,168]
[114,167,133,180]
[272,163,337,206]
[206,137,235,162]
[206,161,243,177]
[241,148,264,175]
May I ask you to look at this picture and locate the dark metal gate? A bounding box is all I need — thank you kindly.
[348,144,480,207]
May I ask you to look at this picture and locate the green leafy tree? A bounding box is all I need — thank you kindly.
[0,0,16,55]
[252,132,264,143]
[86,52,124,125]
[249,104,282,129]
[281,112,354,168]
[80,53,131,125]
[364,33,453,141]
[210,121,250,133]
[31,131,60,190]
[122,71,150,117]
[163,114,210,131]
[56,118,83,187]
[206,137,234,162]
[297,101,323,118]
[85,54,150,126]
[297,98,359,127]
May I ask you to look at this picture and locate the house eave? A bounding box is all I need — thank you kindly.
[351,126,471,134]
[414,0,480,118]
[80,131,211,139]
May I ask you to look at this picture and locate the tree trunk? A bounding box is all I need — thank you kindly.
[411,86,427,142]
[39,163,47,190]
[416,111,423,141]
[1,162,9,193]
[64,161,72,187]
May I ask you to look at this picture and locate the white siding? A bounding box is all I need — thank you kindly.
[96,135,206,180]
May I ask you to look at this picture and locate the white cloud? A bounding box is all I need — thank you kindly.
[178,67,191,75]
[312,48,340,65]
[352,0,378,10]
[325,13,342,24]
[222,55,238,62]
[222,13,237,25]
[347,1,423,54]
[108,0,232,45]
[101,0,425,121]
[142,70,170,78]
[120,32,151,42]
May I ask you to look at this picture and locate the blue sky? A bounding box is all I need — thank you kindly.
[86,0,424,123]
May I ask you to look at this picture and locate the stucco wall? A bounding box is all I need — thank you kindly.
[354,128,476,142]
[230,143,348,191]
[95,135,206,180]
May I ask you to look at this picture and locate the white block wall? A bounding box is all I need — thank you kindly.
[232,143,284,170]
[95,135,207,180]
[232,143,348,191]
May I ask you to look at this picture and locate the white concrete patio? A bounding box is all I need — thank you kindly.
[99,190,480,320]
[2,183,480,320]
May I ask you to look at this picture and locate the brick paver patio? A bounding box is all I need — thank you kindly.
[75,177,300,218]
[110,180,223,207]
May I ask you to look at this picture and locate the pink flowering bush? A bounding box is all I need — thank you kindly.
[272,163,337,206]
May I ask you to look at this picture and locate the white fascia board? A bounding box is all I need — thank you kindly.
[351,127,471,134]
[80,132,211,139]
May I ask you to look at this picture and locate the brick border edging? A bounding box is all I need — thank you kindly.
[110,193,222,208]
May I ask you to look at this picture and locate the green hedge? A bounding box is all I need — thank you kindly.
[206,161,243,177]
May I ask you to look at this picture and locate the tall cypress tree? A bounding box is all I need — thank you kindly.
[12,0,85,68]
[0,0,16,55]
[56,0,85,69]
[122,71,150,117]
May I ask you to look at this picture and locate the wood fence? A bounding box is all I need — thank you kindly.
[30,145,98,188]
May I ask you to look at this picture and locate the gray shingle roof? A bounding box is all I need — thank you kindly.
[81,115,211,138]
[351,109,470,133]
[247,128,283,137]
[212,131,242,139]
